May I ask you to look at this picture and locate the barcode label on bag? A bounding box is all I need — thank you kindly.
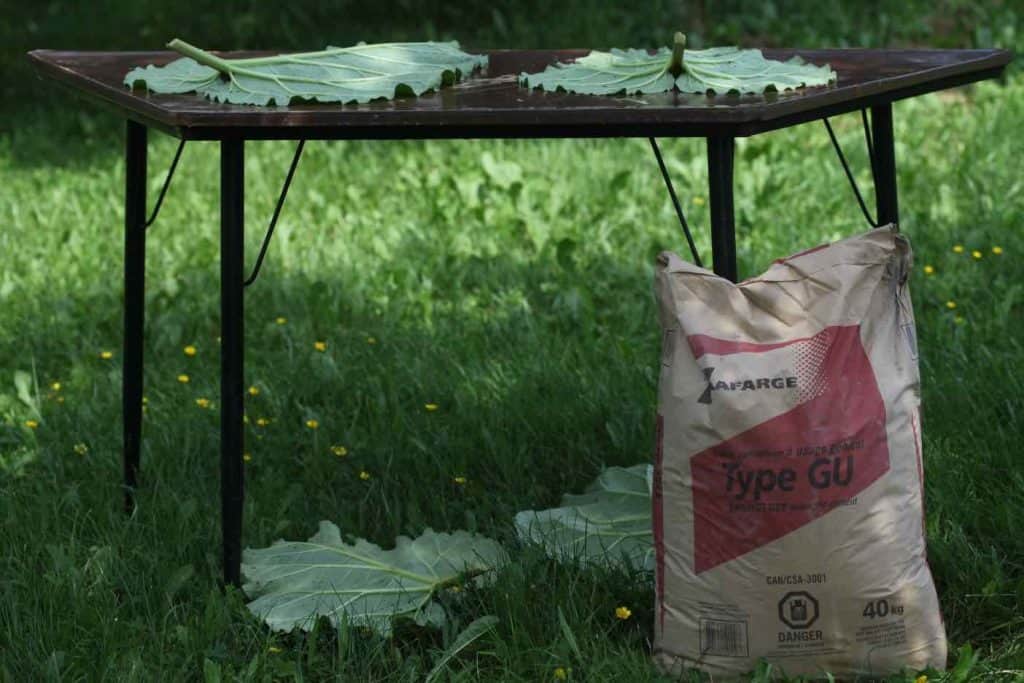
[699,618,748,657]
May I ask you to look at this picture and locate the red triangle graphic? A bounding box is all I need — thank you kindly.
[691,325,889,574]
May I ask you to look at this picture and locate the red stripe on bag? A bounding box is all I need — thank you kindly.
[690,325,890,573]
[687,333,817,360]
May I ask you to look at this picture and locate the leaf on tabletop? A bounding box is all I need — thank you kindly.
[125,39,488,106]
[521,35,835,96]
[675,47,836,94]
[242,523,506,634]
[515,465,654,571]
[520,47,677,96]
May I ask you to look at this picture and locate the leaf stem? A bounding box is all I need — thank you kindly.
[167,38,233,73]
[231,42,462,65]
[433,567,491,591]
[668,32,686,77]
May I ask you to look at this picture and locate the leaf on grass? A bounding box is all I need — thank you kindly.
[242,523,505,634]
[515,465,654,571]
[13,370,37,414]
[125,39,488,106]
[521,42,835,96]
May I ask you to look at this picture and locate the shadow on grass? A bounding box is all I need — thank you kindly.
[0,220,668,675]
[3,221,663,535]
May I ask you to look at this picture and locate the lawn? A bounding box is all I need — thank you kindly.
[1,3,1023,681]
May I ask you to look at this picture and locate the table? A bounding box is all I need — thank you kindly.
[28,47,1011,586]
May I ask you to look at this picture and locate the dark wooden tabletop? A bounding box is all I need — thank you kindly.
[27,47,1011,140]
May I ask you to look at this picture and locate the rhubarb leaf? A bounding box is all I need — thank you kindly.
[515,465,654,571]
[242,523,506,634]
[521,39,834,96]
[125,39,488,106]
[675,47,836,94]
[519,48,676,96]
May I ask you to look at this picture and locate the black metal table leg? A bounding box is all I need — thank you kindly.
[707,136,738,282]
[221,138,246,587]
[123,121,147,514]
[870,104,899,226]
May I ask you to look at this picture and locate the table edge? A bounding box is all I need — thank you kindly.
[26,47,1014,140]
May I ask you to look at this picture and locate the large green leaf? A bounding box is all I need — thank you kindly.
[515,465,654,571]
[242,523,506,634]
[675,47,836,94]
[125,39,488,106]
[521,35,835,96]
[520,48,677,96]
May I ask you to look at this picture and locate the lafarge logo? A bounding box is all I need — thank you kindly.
[698,367,798,404]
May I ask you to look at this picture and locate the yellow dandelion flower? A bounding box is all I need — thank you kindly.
[100,350,113,360]
[248,385,260,396]
[73,443,88,456]
[554,667,569,681]
[51,381,62,391]
[331,445,348,457]
[615,606,632,620]
[453,476,467,485]
[24,420,39,430]
[243,452,252,462]
[184,345,197,357]
[306,419,319,430]
[992,246,1003,255]
[359,470,371,481]
[946,300,957,310]
[268,645,282,654]
[256,417,271,427]
[923,265,935,275]
[177,374,190,384]
[425,403,439,412]
[953,244,964,253]
[275,317,287,325]
[314,341,327,352]
[972,250,982,259]
[692,196,706,207]
[366,336,377,345]
[195,398,211,409]
[915,675,928,683]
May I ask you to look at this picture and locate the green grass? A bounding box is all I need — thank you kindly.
[2,5,1024,678]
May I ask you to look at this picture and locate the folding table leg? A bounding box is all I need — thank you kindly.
[123,121,147,514]
[871,104,900,226]
[707,136,738,282]
[220,138,246,587]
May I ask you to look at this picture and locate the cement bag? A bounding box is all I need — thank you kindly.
[652,226,945,679]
